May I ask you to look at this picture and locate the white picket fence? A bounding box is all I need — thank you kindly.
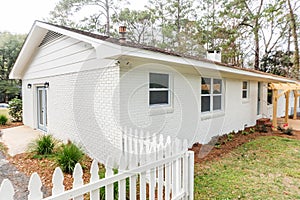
[0,130,194,200]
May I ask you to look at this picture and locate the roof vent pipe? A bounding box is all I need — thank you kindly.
[119,26,127,43]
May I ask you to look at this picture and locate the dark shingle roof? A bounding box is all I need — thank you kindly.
[39,21,296,82]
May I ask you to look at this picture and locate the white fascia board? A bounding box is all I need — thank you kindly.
[105,46,296,83]
[35,22,101,48]
[9,21,102,79]
[9,26,48,79]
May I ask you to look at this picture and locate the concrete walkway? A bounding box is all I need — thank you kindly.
[0,126,42,156]
[288,119,300,130]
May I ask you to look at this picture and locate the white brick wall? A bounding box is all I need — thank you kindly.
[118,62,293,145]
[22,34,295,159]
[22,36,122,163]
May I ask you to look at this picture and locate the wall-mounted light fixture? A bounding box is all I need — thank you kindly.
[119,26,127,43]
[44,82,49,88]
[27,83,32,89]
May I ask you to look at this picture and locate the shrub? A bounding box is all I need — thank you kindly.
[56,142,84,173]
[249,128,255,133]
[283,127,294,136]
[0,115,8,125]
[8,98,22,122]
[29,135,56,155]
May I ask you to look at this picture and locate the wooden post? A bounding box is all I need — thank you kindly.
[285,91,290,123]
[293,90,298,119]
[272,89,278,130]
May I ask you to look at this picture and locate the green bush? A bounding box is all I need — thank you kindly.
[283,127,294,135]
[29,135,56,155]
[8,98,22,122]
[56,142,84,174]
[0,115,8,125]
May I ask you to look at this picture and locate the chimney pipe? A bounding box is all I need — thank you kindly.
[119,26,127,43]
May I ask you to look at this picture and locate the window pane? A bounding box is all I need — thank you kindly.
[201,78,211,94]
[242,90,247,98]
[242,81,248,90]
[213,79,222,94]
[150,73,169,88]
[150,91,169,105]
[201,96,210,112]
[267,89,272,104]
[213,96,222,110]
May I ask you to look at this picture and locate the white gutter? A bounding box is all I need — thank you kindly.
[103,45,297,83]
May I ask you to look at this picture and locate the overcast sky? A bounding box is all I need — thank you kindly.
[0,0,146,34]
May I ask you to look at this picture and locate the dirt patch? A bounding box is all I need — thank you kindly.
[190,128,300,164]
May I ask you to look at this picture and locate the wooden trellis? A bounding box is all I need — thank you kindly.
[269,83,300,130]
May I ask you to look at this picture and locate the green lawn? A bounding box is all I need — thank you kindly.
[0,108,9,117]
[194,136,300,199]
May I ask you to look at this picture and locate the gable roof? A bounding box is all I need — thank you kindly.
[9,21,298,84]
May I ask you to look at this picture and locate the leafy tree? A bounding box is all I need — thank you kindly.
[112,8,154,44]
[0,32,25,102]
[48,0,127,36]
[260,50,293,76]
[286,0,299,78]
[8,98,22,122]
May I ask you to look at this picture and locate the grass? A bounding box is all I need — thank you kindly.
[0,108,9,117]
[194,136,300,199]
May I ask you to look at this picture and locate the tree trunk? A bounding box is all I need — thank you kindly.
[105,0,110,36]
[287,0,300,79]
[254,23,260,70]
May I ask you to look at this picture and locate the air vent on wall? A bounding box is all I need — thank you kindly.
[39,31,63,47]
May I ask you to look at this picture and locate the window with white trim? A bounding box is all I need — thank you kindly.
[201,77,223,112]
[149,73,170,106]
[242,81,249,99]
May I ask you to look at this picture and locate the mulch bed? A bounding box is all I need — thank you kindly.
[190,128,300,164]
[5,126,300,196]
[8,154,95,194]
[0,122,23,129]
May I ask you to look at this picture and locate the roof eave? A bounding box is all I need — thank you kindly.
[9,21,102,79]
[105,49,297,83]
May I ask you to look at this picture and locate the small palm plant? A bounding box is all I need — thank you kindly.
[29,134,56,155]
[56,141,84,174]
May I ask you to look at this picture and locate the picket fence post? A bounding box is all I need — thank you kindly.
[52,167,64,195]
[73,163,84,200]
[118,156,127,200]
[188,151,195,200]
[90,160,99,200]
[28,172,43,200]
[129,154,137,200]
[0,179,14,200]
[0,128,194,200]
[105,157,114,200]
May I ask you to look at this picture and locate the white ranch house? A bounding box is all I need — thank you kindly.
[10,21,298,162]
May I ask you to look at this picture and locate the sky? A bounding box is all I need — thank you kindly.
[0,0,146,34]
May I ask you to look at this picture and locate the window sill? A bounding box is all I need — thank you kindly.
[149,105,174,116]
[201,111,225,120]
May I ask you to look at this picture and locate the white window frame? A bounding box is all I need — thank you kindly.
[149,72,171,107]
[201,77,223,113]
[242,81,249,100]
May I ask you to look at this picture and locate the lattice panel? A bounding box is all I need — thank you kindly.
[39,31,63,47]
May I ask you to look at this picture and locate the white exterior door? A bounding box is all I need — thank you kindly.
[257,82,261,117]
[37,87,47,131]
